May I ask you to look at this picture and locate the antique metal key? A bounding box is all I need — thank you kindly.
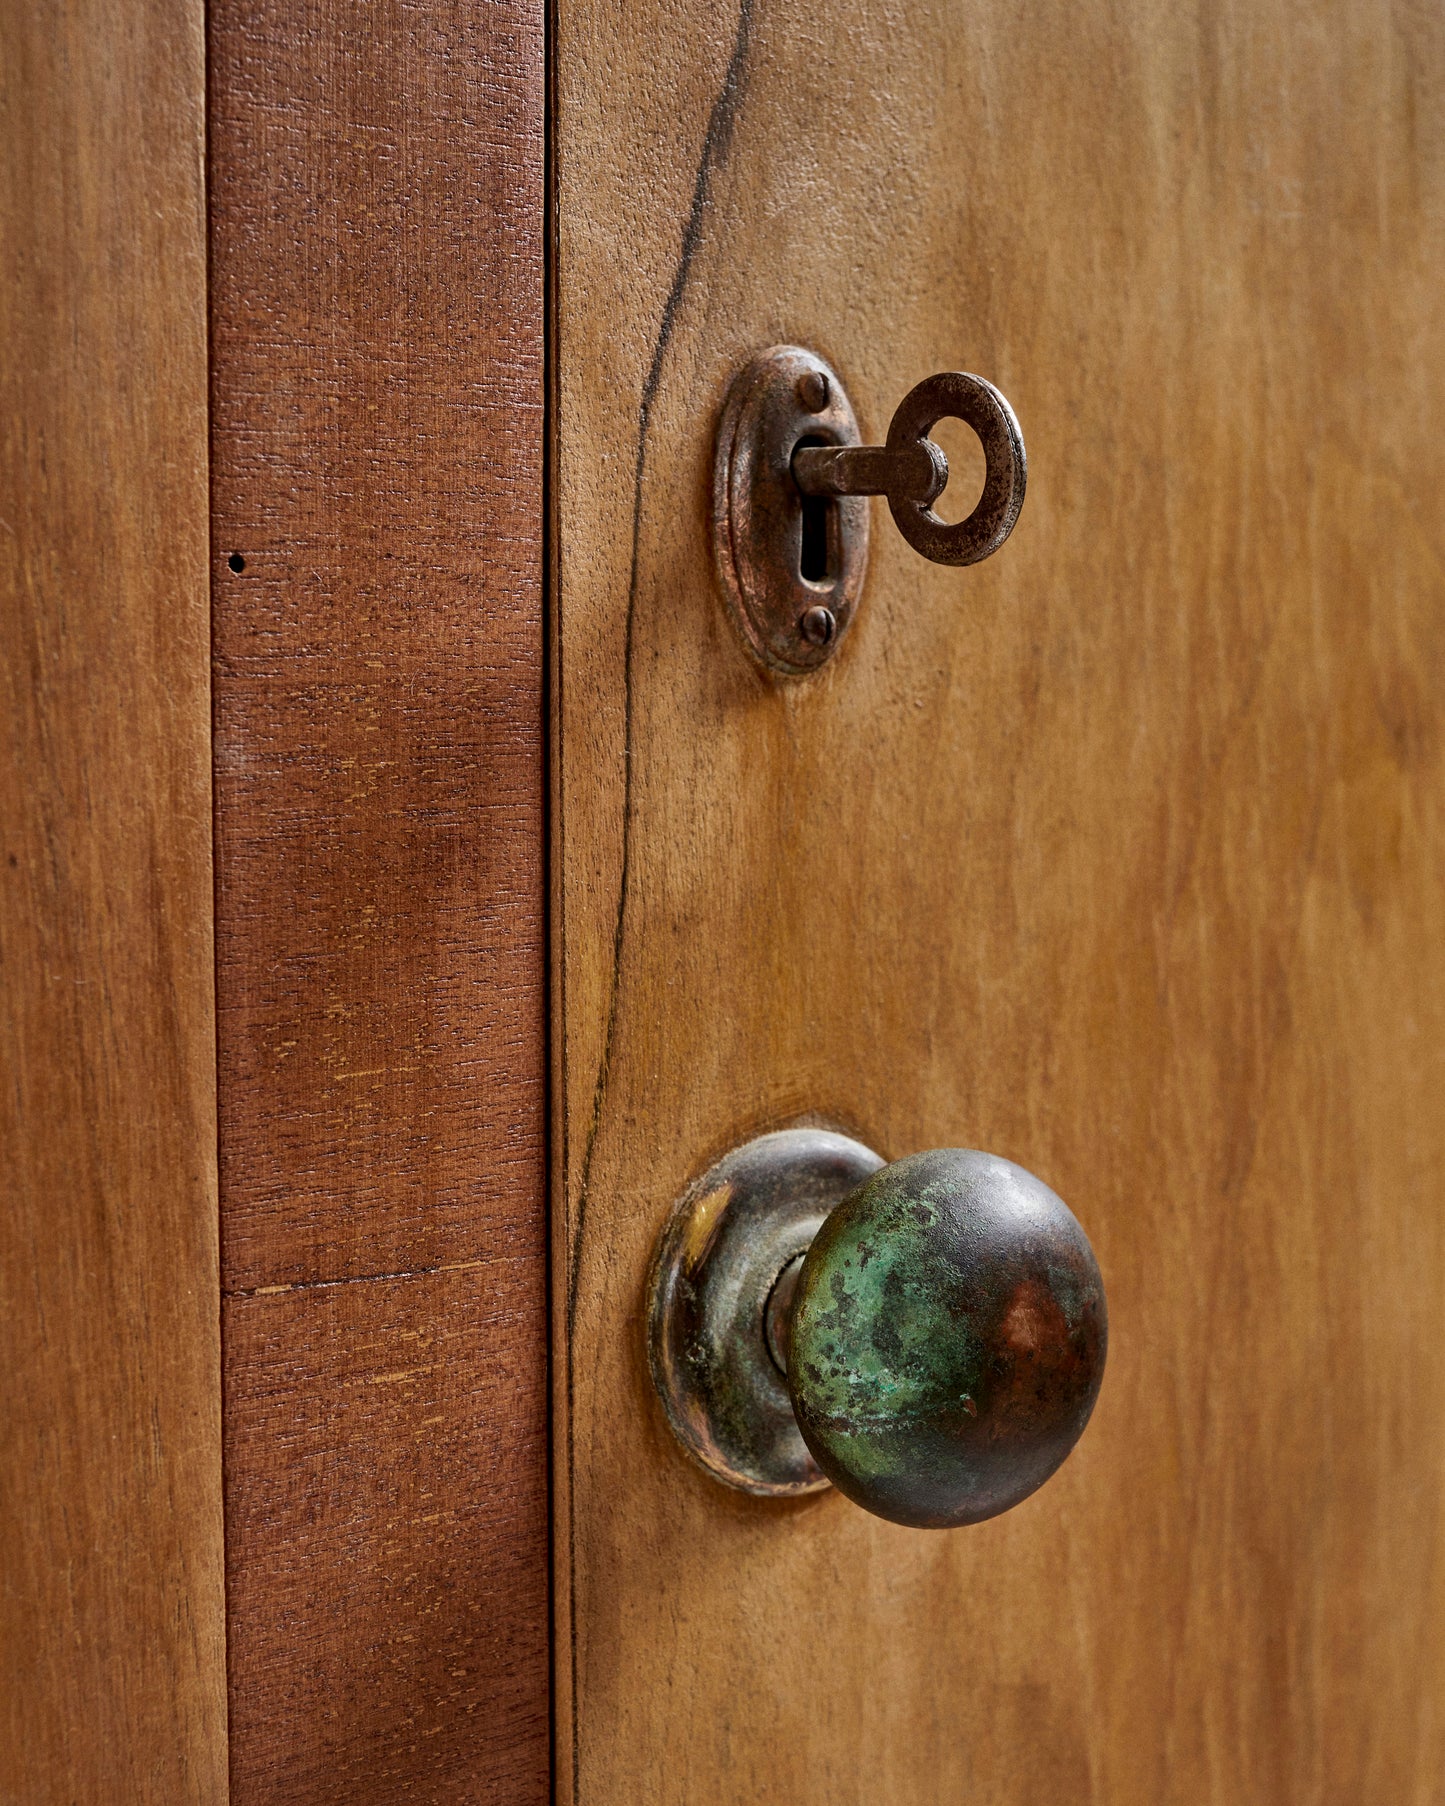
[712,346,1028,675]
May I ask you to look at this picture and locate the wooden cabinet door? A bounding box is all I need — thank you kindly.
[552,3,1445,1803]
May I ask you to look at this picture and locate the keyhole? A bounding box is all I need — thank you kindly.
[795,437,836,584]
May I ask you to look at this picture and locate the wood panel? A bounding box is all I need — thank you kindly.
[553,1,1445,1802]
[208,0,549,1797]
[0,0,225,1798]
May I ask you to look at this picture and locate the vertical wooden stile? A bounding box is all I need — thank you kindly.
[209,0,551,1797]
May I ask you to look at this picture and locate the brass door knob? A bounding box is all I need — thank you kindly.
[647,1129,1106,1529]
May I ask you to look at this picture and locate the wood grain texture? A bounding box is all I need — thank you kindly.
[553,1,1445,1802]
[208,0,549,1797]
[0,0,226,1798]
[224,1267,550,1803]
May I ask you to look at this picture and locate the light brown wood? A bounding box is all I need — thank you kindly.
[553,1,1445,1801]
[0,0,226,1798]
[208,0,550,1796]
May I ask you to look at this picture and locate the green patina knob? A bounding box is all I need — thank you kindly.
[647,1130,1105,1527]
[786,1148,1107,1529]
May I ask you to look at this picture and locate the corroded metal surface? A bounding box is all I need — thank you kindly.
[645,1128,884,1496]
[713,350,1027,676]
[794,371,1026,565]
[647,1134,1106,1527]
[789,1149,1106,1528]
[791,436,947,508]
[885,370,1026,565]
[711,346,870,675]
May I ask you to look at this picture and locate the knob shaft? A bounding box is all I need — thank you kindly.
[788,1148,1106,1529]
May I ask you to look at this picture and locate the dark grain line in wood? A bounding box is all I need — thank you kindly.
[566,0,756,1325]
[557,21,758,1789]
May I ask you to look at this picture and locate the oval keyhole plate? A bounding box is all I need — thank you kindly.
[712,345,869,675]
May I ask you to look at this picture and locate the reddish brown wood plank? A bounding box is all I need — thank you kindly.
[224,1269,549,1801]
[209,0,547,1295]
[208,0,549,1795]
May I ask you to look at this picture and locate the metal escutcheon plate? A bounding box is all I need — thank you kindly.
[646,1128,884,1496]
[712,346,870,675]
